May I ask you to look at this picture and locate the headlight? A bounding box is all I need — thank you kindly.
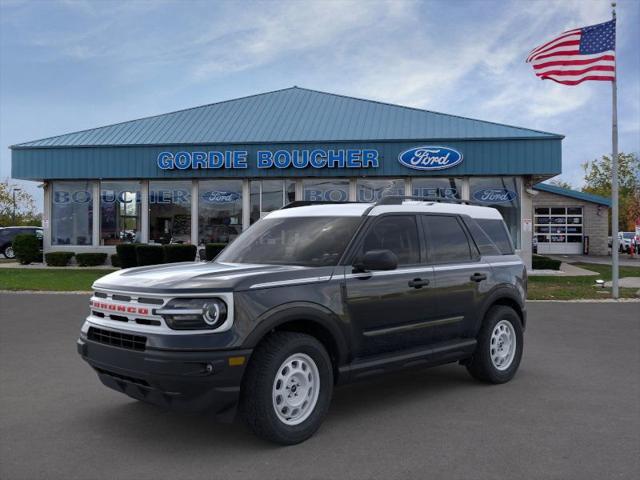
[156,298,228,330]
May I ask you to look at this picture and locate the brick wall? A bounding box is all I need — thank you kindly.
[532,191,609,255]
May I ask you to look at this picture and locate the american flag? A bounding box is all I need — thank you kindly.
[526,19,616,85]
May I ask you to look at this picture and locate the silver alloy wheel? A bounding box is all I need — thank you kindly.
[490,320,517,371]
[272,353,320,426]
[4,246,14,259]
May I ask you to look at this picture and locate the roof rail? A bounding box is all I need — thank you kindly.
[281,200,358,209]
[373,195,482,207]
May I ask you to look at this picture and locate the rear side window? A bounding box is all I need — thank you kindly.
[463,218,501,256]
[359,216,420,265]
[476,219,514,254]
[422,215,472,263]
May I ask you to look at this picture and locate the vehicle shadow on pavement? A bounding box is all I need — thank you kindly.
[75,363,481,449]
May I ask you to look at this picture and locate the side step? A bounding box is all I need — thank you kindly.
[337,338,477,384]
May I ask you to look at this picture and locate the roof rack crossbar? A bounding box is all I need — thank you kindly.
[281,200,359,209]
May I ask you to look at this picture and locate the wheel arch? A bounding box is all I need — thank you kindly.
[478,288,526,331]
[243,302,350,375]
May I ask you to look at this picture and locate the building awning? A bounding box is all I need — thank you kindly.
[533,183,611,207]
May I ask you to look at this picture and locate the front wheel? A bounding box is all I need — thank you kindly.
[240,332,333,445]
[466,305,523,384]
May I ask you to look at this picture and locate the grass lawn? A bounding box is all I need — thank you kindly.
[528,262,640,300]
[0,268,115,291]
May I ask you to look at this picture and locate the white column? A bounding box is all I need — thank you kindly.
[461,177,470,201]
[405,178,412,196]
[92,181,100,246]
[242,179,250,230]
[295,179,303,200]
[140,180,149,243]
[43,182,52,252]
[349,178,357,201]
[191,180,199,245]
[519,177,533,271]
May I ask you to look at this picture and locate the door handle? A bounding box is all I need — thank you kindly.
[470,272,487,282]
[408,278,430,289]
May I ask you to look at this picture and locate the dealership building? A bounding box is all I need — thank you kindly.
[10,87,611,268]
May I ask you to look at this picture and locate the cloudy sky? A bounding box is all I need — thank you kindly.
[1,0,638,210]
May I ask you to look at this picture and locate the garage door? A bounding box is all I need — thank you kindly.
[535,207,583,254]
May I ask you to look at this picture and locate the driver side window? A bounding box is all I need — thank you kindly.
[359,216,420,265]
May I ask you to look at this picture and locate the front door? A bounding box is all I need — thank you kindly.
[343,215,438,357]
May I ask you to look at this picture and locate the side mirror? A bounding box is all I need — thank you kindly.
[354,249,398,272]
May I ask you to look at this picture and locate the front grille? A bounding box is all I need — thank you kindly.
[87,327,146,351]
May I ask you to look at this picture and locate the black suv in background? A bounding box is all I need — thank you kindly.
[78,198,526,444]
[0,226,43,259]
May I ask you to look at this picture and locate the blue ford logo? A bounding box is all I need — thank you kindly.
[201,191,240,203]
[473,188,517,203]
[398,146,463,171]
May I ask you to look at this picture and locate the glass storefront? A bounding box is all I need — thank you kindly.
[198,179,243,245]
[303,179,349,202]
[356,179,405,202]
[412,177,462,199]
[51,181,93,245]
[250,179,296,224]
[100,181,141,245]
[149,181,192,244]
[469,177,521,248]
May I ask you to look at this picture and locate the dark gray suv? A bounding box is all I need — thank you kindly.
[78,198,526,444]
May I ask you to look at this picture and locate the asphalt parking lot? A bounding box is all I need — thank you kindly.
[1,294,638,480]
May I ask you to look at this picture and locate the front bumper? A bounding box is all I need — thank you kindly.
[77,334,251,421]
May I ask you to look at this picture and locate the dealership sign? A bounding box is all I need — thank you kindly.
[398,146,463,171]
[200,191,240,203]
[157,149,380,170]
[473,188,517,203]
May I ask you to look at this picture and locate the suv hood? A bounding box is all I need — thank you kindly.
[93,261,330,293]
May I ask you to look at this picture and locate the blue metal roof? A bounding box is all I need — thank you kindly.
[12,87,562,148]
[533,183,611,206]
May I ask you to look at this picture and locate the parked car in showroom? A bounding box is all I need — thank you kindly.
[0,226,43,259]
[77,197,526,444]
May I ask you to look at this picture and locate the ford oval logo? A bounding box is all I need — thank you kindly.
[398,146,463,171]
[201,191,240,203]
[472,188,517,203]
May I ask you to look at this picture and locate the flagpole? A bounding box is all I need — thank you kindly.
[611,1,619,298]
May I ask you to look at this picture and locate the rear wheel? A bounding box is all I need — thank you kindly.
[466,305,523,384]
[3,245,15,259]
[240,332,333,445]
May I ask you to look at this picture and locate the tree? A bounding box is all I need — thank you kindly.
[582,153,640,231]
[547,178,573,190]
[0,180,41,227]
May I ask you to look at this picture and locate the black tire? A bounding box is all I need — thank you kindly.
[3,244,15,259]
[466,305,523,384]
[240,332,333,445]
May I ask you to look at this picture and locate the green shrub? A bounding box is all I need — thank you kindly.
[116,244,138,269]
[75,253,107,267]
[45,252,75,267]
[13,234,41,265]
[532,255,562,270]
[163,244,197,263]
[205,243,227,261]
[110,254,121,268]
[135,245,164,266]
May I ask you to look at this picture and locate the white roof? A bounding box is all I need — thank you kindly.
[266,201,503,220]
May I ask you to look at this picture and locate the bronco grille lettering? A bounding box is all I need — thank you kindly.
[89,300,149,316]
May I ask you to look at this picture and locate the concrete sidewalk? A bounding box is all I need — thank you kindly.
[528,262,599,276]
[546,254,640,267]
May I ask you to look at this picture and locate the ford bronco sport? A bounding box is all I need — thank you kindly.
[78,197,526,444]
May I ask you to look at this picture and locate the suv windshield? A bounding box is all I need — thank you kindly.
[217,216,362,267]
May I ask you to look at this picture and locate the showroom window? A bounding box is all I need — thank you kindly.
[356,179,405,202]
[100,181,141,245]
[149,181,192,244]
[250,179,296,224]
[412,177,462,199]
[303,179,349,202]
[51,181,93,245]
[198,180,243,245]
[469,177,521,248]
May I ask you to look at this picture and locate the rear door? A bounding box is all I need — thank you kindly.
[421,214,492,340]
[343,214,437,357]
